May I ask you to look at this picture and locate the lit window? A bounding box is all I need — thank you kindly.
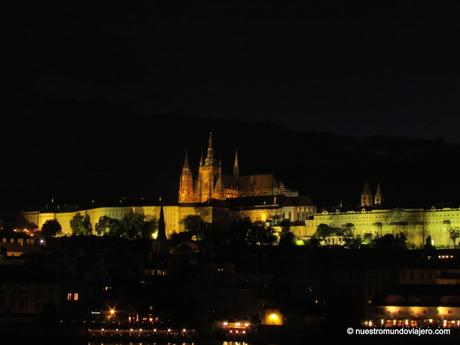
[67,293,72,301]
[73,293,79,301]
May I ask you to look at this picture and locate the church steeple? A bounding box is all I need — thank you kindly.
[183,149,190,169]
[178,149,194,203]
[233,148,240,181]
[205,132,214,166]
[360,181,373,207]
[157,205,166,241]
[374,183,383,206]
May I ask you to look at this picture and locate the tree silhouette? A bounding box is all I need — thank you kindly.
[41,219,62,238]
[70,213,92,236]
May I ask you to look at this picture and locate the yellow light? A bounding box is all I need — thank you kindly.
[235,322,241,327]
[223,321,228,326]
[386,306,399,314]
[437,307,451,316]
[244,322,250,327]
[109,308,116,316]
[269,313,279,322]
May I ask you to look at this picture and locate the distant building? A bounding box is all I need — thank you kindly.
[0,231,37,257]
[179,133,299,203]
[303,182,460,247]
[366,284,460,328]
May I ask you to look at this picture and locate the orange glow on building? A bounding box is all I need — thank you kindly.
[263,309,284,326]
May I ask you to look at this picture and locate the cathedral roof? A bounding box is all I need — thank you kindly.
[222,173,278,191]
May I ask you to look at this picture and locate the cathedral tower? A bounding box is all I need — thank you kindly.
[178,150,194,203]
[360,181,373,207]
[233,148,240,185]
[197,132,222,202]
[374,183,383,206]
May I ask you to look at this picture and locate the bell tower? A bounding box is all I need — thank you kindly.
[178,150,194,203]
[360,181,373,207]
[374,183,383,206]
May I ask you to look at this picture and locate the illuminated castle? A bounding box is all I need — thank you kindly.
[179,132,298,203]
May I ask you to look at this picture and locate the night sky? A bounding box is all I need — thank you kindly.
[5,2,460,141]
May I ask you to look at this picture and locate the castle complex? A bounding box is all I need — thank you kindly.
[22,133,314,237]
[19,134,460,248]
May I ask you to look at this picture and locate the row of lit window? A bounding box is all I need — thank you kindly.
[66,292,79,301]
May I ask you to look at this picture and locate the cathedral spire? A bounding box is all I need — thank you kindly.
[183,149,190,169]
[360,181,373,207]
[374,183,383,206]
[233,148,240,180]
[205,132,214,165]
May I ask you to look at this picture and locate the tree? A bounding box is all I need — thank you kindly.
[142,218,158,239]
[449,228,460,248]
[182,215,207,241]
[227,219,251,245]
[169,231,193,246]
[372,233,407,250]
[41,219,62,238]
[247,222,276,246]
[279,231,296,247]
[95,216,118,236]
[119,210,145,239]
[424,235,435,250]
[315,224,334,239]
[362,233,373,246]
[70,213,92,236]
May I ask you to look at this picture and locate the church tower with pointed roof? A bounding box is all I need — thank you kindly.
[178,150,195,203]
[374,183,383,206]
[361,181,373,207]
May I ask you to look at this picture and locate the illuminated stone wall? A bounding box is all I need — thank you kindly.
[22,205,215,238]
[232,205,316,223]
[304,207,460,248]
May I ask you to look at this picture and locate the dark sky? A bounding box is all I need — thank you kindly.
[5,1,460,141]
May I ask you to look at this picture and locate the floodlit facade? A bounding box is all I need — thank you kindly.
[179,132,299,203]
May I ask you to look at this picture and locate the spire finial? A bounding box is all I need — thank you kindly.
[233,148,240,180]
[208,131,213,148]
[205,132,214,165]
[374,183,383,205]
[183,149,190,169]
